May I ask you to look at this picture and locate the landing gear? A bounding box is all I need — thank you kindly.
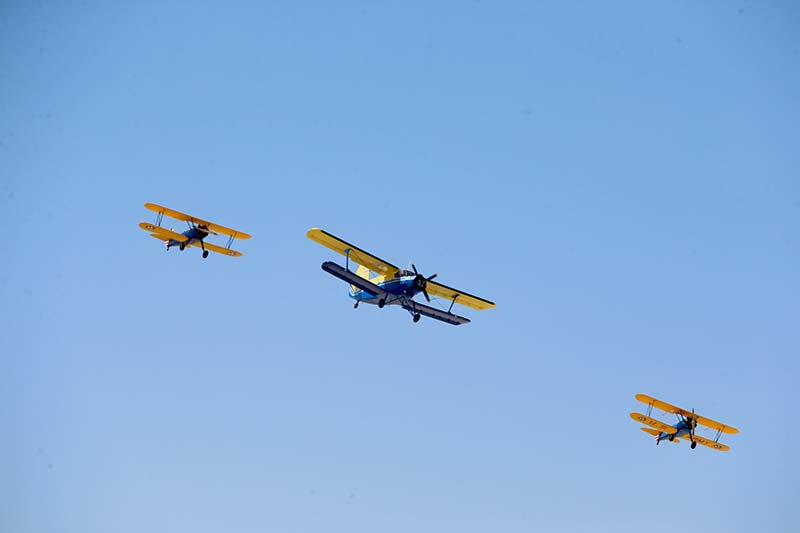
[378,298,385,308]
[413,313,421,323]
[179,242,186,251]
[668,434,675,442]
[202,250,209,259]
[353,301,359,309]
[691,441,697,449]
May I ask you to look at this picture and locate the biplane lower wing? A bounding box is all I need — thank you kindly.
[139,222,188,242]
[321,261,386,297]
[635,394,739,434]
[144,203,251,240]
[690,435,730,452]
[188,241,242,257]
[401,300,470,326]
[308,229,400,278]
[630,413,677,434]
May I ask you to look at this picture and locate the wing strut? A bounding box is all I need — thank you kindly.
[226,232,237,249]
[448,294,459,313]
[646,400,654,417]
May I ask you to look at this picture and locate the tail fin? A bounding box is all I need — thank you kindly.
[351,265,371,293]
[355,265,371,280]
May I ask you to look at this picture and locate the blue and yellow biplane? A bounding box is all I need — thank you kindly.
[139,203,251,259]
[630,394,739,451]
[307,228,495,325]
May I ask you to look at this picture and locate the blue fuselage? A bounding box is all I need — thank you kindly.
[656,419,695,444]
[350,276,422,306]
[166,227,208,250]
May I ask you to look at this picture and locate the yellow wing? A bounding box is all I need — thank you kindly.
[190,241,242,257]
[691,434,731,452]
[306,228,400,278]
[629,412,677,434]
[144,203,251,240]
[139,222,188,242]
[694,414,739,435]
[425,280,496,310]
[635,394,739,434]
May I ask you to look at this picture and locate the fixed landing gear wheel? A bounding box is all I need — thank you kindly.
[691,441,697,449]
[353,301,359,309]
[179,242,186,251]
[378,298,385,308]
[202,250,209,259]
[413,313,421,323]
[669,434,675,442]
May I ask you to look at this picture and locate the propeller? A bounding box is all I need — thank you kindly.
[682,408,697,439]
[411,263,437,302]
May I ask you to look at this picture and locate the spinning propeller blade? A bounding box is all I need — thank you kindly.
[411,263,438,302]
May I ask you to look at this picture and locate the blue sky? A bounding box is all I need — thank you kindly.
[1,1,798,532]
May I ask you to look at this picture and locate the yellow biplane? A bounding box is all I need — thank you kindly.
[138,203,251,259]
[630,393,739,451]
[307,228,495,325]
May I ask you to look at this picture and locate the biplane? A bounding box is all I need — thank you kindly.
[629,393,739,451]
[306,228,495,325]
[138,203,251,259]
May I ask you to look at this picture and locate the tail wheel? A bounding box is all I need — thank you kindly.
[413,313,421,323]
[378,298,386,308]
[202,250,209,259]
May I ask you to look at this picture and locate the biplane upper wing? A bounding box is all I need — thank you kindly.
[425,280,496,311]
[693,414,739,435]
[401,300,470,326]
[690,434,731,452]
[188,241,242,257]
[145,203,251,240]
[139,222,188,242]
[321,261,387,297]
[307,228,400,278]
[635,394,739,434]
[629,412,677,434]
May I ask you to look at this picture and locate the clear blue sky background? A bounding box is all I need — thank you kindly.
[2,1,798,532]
